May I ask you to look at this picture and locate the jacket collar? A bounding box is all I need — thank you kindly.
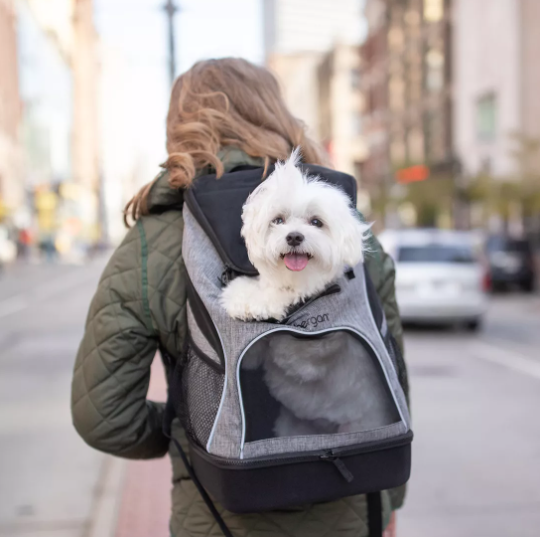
[146,147,264,212]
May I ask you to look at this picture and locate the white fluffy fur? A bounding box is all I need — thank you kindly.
[221,148,370,321]
[264,333,397,436]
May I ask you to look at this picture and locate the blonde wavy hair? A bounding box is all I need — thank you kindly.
[124,58,328,224]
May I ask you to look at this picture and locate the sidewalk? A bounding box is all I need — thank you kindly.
[114,358,171,537]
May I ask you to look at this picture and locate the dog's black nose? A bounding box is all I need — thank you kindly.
[286,232,304,247]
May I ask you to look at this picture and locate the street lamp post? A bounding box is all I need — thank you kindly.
[163,0,179,87]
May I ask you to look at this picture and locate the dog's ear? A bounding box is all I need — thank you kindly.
[340,212,371,268]
[241,183,271,263]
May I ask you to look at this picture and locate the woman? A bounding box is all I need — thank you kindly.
[71,58,407,537]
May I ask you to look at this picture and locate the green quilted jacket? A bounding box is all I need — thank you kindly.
[71,149,409,537]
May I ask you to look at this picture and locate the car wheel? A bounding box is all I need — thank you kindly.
[465,319,482,332]
[490,281,503,293]
[520,279,535,293]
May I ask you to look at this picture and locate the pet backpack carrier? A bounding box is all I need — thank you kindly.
[163,164,412,537]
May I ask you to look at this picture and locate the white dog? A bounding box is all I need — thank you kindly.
[221,149,370,321]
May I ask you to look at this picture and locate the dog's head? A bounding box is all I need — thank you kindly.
[241,149,370,281]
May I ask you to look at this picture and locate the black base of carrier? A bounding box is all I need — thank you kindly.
[188,432,412,514]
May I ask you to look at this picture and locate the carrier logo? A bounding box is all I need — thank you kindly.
[292,313,330,329]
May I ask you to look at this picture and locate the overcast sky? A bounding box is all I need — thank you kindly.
[95,0,263,181]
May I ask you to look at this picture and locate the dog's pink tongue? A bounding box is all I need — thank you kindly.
[284,253,309,271]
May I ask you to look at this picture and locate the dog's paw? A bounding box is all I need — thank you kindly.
[221,277,289,321]
[220,278,264,321]
[221,288,255,321]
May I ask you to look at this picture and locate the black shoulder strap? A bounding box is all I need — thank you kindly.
[367,492,383,537]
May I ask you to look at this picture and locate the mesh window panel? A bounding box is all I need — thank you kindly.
[240,331,400,442]
[180,345,225,447]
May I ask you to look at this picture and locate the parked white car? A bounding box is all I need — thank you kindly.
[378,229,487,330]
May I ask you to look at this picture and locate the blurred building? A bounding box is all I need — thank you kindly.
[0,0,23,220]
[360,0,453,197]
[72,0,99,194]
[453,0,540,178]
[99,45,143,244]
[318,44,368,201]
[18,0,74,188]
[263,0,363,58]
[264,0,363,136]
[264,0,368,203]
[269,52,323,139]
[14,0,101,254]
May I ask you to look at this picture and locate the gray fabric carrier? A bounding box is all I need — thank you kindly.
[169,165,412,518]
[183,205,411,459]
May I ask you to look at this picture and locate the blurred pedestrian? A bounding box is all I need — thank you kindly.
[71,58,408,537]
[38,233,57,263]
[17,228,32,260]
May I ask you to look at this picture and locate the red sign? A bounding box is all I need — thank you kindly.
[396,165,430,184]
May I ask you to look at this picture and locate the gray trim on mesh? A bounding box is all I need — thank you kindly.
[236,325,407,459]
[242,422,406,459]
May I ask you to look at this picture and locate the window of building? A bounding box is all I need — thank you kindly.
[351,68,361,90]
[391,140,406,164]
[407,129,424,162]
[424,0,444,22]
[425,49,444,92]
[351,114,363,136]
[477,93,497,141]
[389,76,405,111]
[388,27,403,50]
[354,161,364,183]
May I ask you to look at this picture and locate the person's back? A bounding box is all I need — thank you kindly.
[71,58,408,537]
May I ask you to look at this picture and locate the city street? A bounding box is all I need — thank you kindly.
[0,257,539,537]
[0,257,117,537]
[401,293,540,537]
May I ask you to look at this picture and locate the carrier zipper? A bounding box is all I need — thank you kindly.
[191,431,413,470]
[320,452,354,482]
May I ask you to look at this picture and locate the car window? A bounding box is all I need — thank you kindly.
[486,237,531,254]
[397,244,476,264]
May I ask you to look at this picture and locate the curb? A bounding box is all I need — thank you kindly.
[86,456,127,537]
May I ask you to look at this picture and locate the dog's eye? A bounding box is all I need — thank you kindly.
[310,218,323,228]
[272,216,285,225]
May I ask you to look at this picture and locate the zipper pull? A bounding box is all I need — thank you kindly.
[321,452,354,483]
